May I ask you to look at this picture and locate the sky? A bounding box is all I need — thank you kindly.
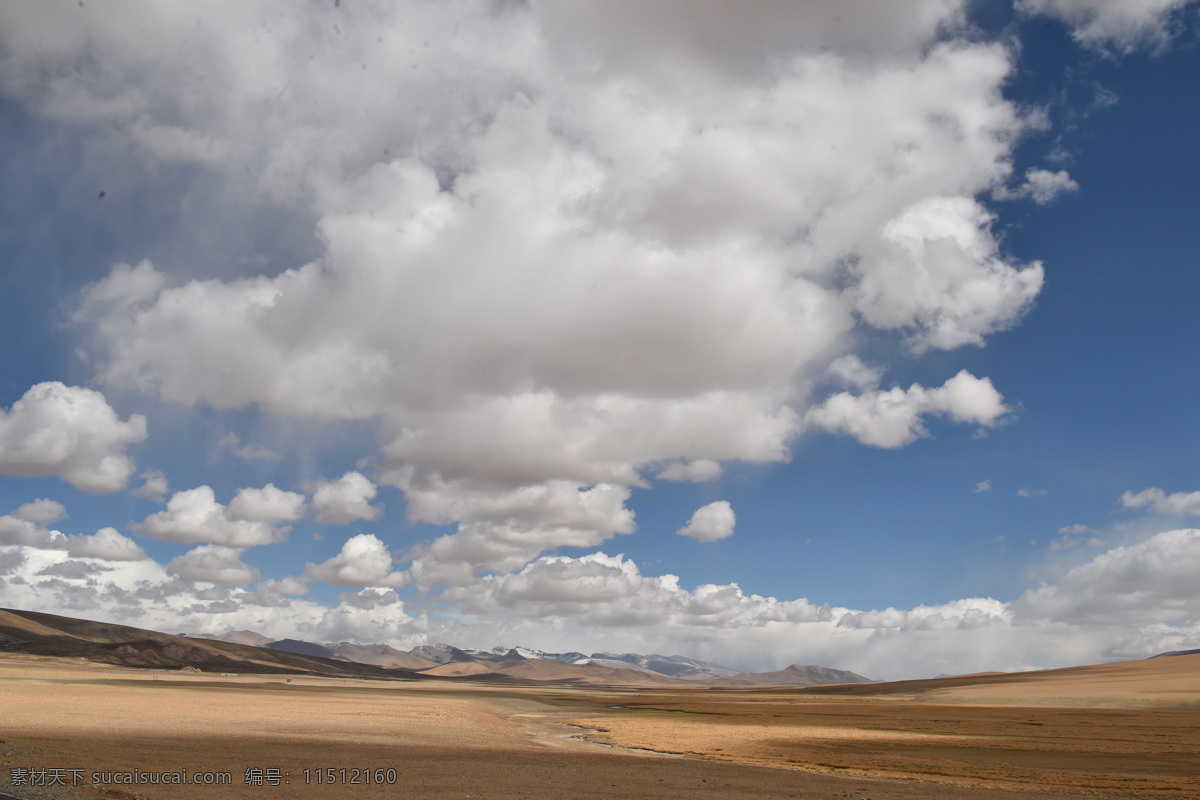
[1,0,1198,681]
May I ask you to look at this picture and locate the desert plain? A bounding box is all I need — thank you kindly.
[2,651,1198,800]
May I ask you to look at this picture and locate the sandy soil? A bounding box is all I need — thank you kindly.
[1,653,1196,800]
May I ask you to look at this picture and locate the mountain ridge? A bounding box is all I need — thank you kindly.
[196,629,862,683]
[0,607,871,685]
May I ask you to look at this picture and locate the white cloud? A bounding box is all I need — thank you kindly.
[226,483,307,524]
[12,499,67,525]
[248,576,308,602]
[304,533,409,589]
[806,370,1009,448]
[2,2,1047,567]
[131,469,169,503]
[66,527,147,562]
[1121,487,1200,516]
[3,529,1200,679]
[656,459,722,483]
[826,355,884,389]
[0,514,66,549]
[133,486,289,548]
[533,0,969,73]
[1018,487,1048,497]
[167,545,260,585]
[402,480,637,587]
[995,167,1079,204]
[1022,168,1080,204]
[1017,0,1195,54]
[851,197,1044,352]
[216,432,280,462]
[310,471,382,525]
[0,504,144,561]
[677,501,737,542]
[1015,529,1200,625]
[0,382,147,493]
[973,479,992,493]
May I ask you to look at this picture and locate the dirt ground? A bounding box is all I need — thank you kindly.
[1,653,1197,800]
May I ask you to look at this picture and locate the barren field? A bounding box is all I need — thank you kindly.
[2,653,1197,800]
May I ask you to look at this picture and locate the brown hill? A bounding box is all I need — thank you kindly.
[715,663,872,686]
[0,607,418,680]
[789,653,1200,708]
[420,660,497,677]
[325,641,437,670]
[193,630,274,647]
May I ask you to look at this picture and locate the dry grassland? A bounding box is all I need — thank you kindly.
[2,653,1197,800]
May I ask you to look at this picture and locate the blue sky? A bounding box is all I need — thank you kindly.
[1,0,1198,680]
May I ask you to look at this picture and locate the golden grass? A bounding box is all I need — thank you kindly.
[2,653,1197,799]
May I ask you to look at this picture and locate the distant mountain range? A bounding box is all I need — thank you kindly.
[196,631,870,685]
[0,606,873,686]
[712,663,871,685]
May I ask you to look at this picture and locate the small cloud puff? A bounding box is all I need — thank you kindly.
[304,533,409,588]
[656,459,722,483]
[131,470,169,503]
[226,483,307,524]
[677,500,736,542]
[995,168,1079,204]
[311,472,383,525]
[217,432,281,461]
[12,499,68,525]
[1121,487,1200,516]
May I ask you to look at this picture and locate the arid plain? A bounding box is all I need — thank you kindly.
[2,651,1198,800]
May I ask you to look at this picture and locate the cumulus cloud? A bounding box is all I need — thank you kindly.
[995,167,1080,204]
[310,471,382,525]
[1015,528,1200,625]
[1017,0,1195,53]
[0,514,67,549]
[304,533,409,588]
[403,481,636,586]
[826,355,885,389]
[226,483,307,524]
[167,545,260,585]
[677,501,737,542]
[131,469,169,503]
[805,370,1009,448]
[3,528,1200,678]
[0,502,144,561]
[0,382,147,493]
[0,1,1051,571]
[446,551,831,629]
[244,576,309,608]
[66,527,147,562]
[973,479,992,493]
[12,499,67,525]
[1019,168,1079,204]
[851,197,1044,352]
[133,485,290,547]
[1121,487,1200,516]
